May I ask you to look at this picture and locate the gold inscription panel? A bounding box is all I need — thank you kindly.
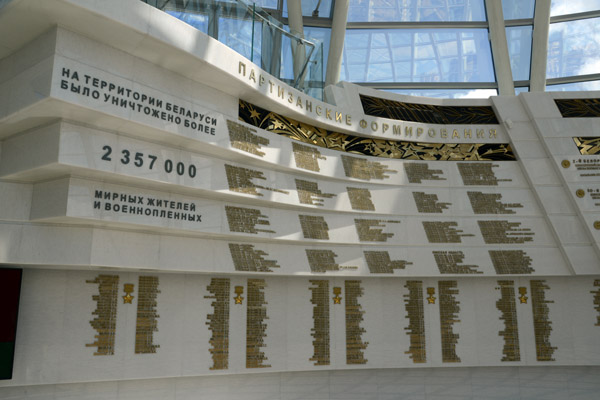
[247,279,270,368]
[433,251,481,274]
[347,187,376,211]
[341,155,397,180]
[404,163,445,184]
[592,280,600,327]
[478,220,534,244]
[530,280,556,361]
[364,251,412,273]
[345,280,368,364]
[496,280,520,362]
[306,249,358,273]
[229,243,281,272]
[458,163,511,186]
[295,179,336,206]
[205,278,230,370]
[299,215,330,240]
[135,276,160,354]
[227,120,268,157]
[423,221,475,243]
[86,274,119,356]
[439,280,461,363]
[489,251,534,274]
[404,281,426,363]
[413,192,451,213]
[309,280,330,366]
[292,142,326,172]
[354,218,401,242]
[225,164,289,196]
[467,191,523,214]
[225,205,275,234]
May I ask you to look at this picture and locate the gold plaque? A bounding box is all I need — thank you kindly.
[561,159,570,168]
[594,221,600,230]
[576,189,585,198]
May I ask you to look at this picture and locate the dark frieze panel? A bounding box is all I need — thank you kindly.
[360,94,499,124]
[573,137,600,155]
[555,98,600,118]
[239,100,515,161]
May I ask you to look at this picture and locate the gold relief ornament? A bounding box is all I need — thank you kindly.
[561,159,571,168]
[576,189,585,198]
[234,286,244,304]
[122,283,134,304]
[333,287,342,304]
[594,221,600,230]
[426,287,436,304]
[518,287,528,304]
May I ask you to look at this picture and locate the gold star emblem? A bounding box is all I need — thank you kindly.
[333,296,342,304]
[122,283,134,304]
[519,295,528,304]
[427,295,436,304]
[270,120,284,130]
[518,287,528,304]
[249,109,260,120]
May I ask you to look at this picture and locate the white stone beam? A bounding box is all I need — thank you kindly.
[325,0,349,87]
[530,0,551,91]
[485,0,514,95]
[286,0,305,83]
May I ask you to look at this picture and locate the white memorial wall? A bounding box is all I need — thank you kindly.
[1,0,600,398]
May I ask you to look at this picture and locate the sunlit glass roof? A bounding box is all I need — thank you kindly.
[146,0,600,99]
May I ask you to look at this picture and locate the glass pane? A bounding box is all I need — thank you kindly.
[166,11,209,34]
[218,17,262,65]
[515,86,529,94]
[551,0,600,16]
[506,26,532,81]
[341,29,495,83]
[248,0,279,9]
[547,17,600,79]
[347,0,486,22]
[502,0,535,20]
[546,80,600,91]
[385,88,498,99]
[283,0,333,18]
[280,26,330,81]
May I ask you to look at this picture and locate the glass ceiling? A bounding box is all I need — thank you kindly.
[146,0,600,99]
